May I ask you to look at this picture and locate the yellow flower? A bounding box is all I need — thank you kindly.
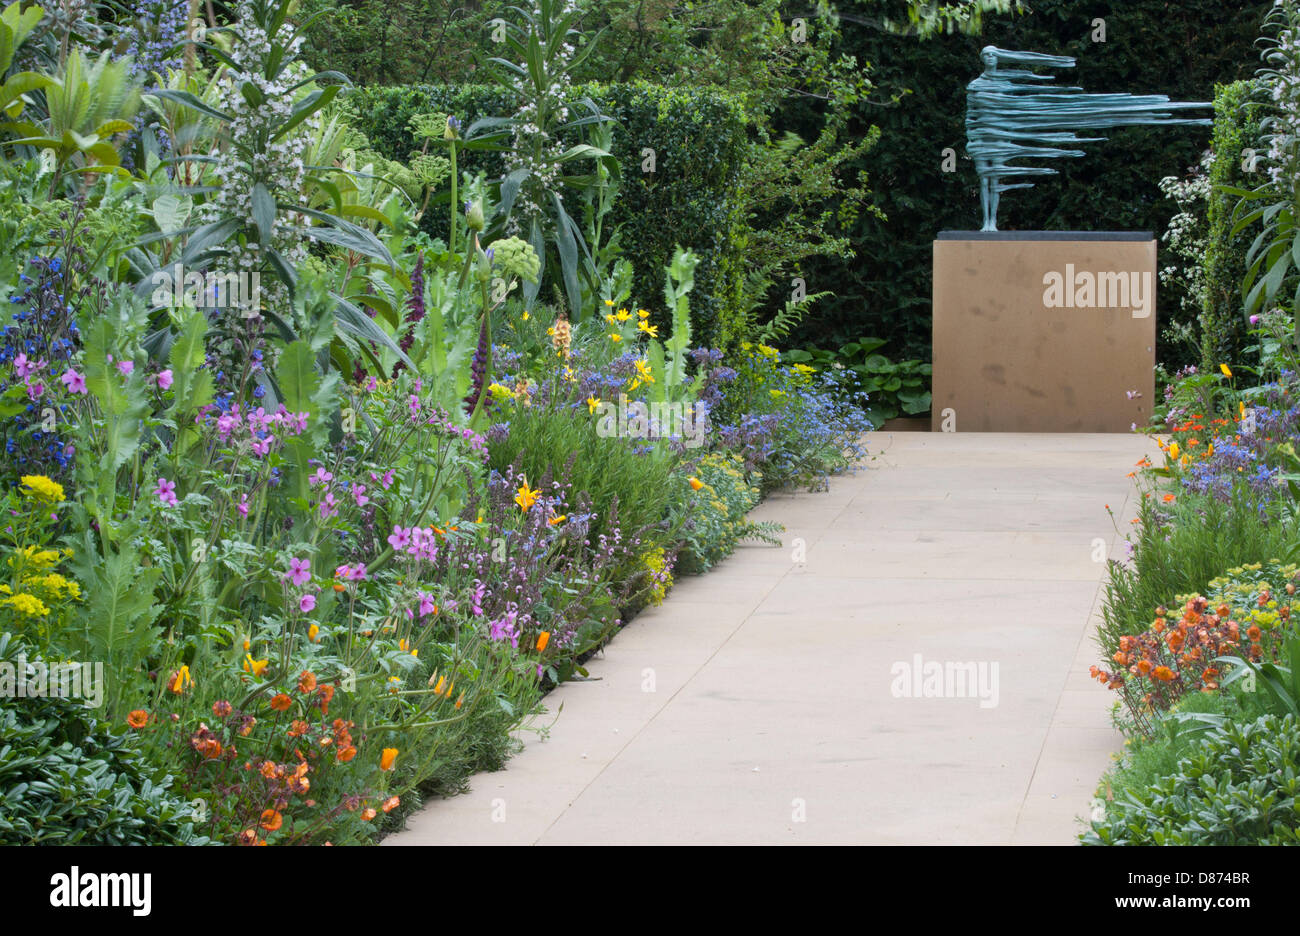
[1168,441,1180,460]
[548,514,566,526]
[1220,363,1233,378]
[308,623,320,643]
[633,359,654,383]
[603,299,615,307]
[515,482,541,513]
[20,475,64,503]
[615,308,631,322]
[637,308,649,319]
[521,310,530,321]
[243,654,269,677]
[637,321,659,337]
[586,396,601,414]
[688,477,704,492]
[2,592,49,617]
[608,333,623,343]
[170,665,193,694]
[381,748,399,771]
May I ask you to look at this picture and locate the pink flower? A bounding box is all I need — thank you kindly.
[156,369,173,390]
[335,563,366,582]
[13,354,44,378]
[154,477,178,507]
[25,381,43,400]
[418,591,435,618]
[381,470,395,490]
[116,360,134,377]
[237,494,250,518]
[299,593,317,613]
[285,557,311,587]
[386,526,410,550]
[319,491,338,519]
[310,467,333,487]
[251,434,272,456]
[60,369,87,395]
[353,484,369,507]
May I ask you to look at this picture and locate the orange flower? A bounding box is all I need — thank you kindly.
[1247,624,1262,641]
[1162,493,1176,503]
[688,477,704,491]
[535,631,550,652]
[333,582,346,592]
[260,761,279,779]
[318,684,335,716]
[337,745,357,763]
[380,747,398,771]
[1135,659,1153,676]
[270,693,292,712]
[288,719,309,737]
[381,795,400,813]
[127,710,149,729]
[297,671,317,694]
[361,808,377,821]
[259,809,283,832]
[1153,666,1176,682]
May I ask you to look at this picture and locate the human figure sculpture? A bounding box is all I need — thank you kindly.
[966,46,1212,231]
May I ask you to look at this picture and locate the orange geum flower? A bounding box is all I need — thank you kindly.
[1153,666,1176,682]
[337,745,357,763]
[270,692,292,712]
[260,761,279,779]
[361,808,377,821]
[382,796,400,813]
[127,710,149,729]
[297,671,317,694]
[1135,659,1153,676]
[289,720,309,737]
[259,809,283,832]
[1247,624,1262,641]
[1162,493,1176,503]
[318,684,335,715]
[380,748,398,771]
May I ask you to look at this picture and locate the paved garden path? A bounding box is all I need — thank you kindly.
[388,431,1161,845]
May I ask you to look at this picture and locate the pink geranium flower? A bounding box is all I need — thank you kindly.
[299,594,317,613]
[154,477,178,507]
[156,369,173,390]
[285,557,311,587]
[60,369,87,395]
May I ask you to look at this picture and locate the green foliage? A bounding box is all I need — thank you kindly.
[672,452,781,574]
[344,81,750,346]
[0,635,209,845]
[1097,484,1297,662]
[1082,712,1300,845]
[784,339,932,424]
[1202,80,1267,368]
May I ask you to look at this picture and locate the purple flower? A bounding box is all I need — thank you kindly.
[285,557,311,587]
[418,591,435,617]
[237,493,250,517]
[117,360,134,377]
[319,491,339,519]
[387,525,411,550]
[353,484,369,507]
[310,467,333,487]
[154,477,178,507]
[251,435,272,456]
[299,593,317,613]
[60,369,87,395]
[157,368,173,390]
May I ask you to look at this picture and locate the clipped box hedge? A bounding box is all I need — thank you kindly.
[344,81,751,347]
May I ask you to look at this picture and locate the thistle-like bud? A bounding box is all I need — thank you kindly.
[466,199,485,232]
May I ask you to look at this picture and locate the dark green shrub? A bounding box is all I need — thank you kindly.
[343,81,750,346]
[1082,712,1300,845]
[0,638,210,845]
[1201,79,1268,369]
